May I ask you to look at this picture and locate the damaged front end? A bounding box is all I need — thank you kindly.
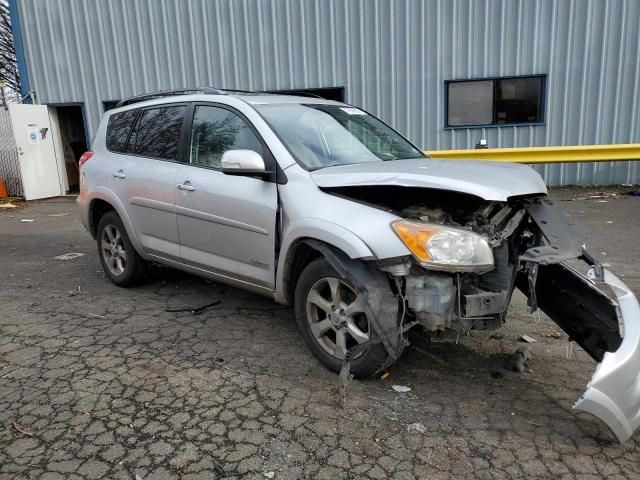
[343,188,639,442]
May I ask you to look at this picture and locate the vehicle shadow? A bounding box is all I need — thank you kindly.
[137,266,629,447]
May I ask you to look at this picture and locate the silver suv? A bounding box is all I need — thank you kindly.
[78,88,640,442]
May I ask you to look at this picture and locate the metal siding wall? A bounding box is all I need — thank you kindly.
[0,108,23,197]
[16,0,640,186]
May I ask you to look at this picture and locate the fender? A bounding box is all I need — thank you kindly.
[274,218,375,303]
[86,188,147,259]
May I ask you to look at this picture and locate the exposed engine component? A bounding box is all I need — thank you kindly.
[398,201,531,333]
[405,273,456,331]
[376,256,412,277]
[399,206,453,225]
[462,286,509,317]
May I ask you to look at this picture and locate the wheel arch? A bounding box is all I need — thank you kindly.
[88,198,114,238]
[278,239,325,306]
[88,193,146,257]
[275,224,375,306]
[274,219,376,305]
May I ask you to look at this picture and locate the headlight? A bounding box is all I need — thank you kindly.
[391,221,494,272]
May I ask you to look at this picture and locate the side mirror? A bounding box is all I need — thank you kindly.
[221,150,268,177]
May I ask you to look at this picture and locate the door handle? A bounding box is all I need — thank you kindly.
[177,183,195,191]
[113,170,126,179]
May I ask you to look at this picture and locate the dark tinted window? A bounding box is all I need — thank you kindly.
[189,106,263,168]
[103,101,121,112]
[126,106,186,159]
[267,87,345,101]
[494,77,543,124]
[106,109,138,153]
[447,75,544,127]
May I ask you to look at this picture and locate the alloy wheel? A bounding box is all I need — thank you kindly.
[100,224,127,276]
[305,277,370,360]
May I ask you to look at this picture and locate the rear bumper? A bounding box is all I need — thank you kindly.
[76,191,91,234]
[574,269,640,442]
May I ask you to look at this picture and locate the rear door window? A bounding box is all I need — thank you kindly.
[126,105,187,160]
[106,109,138,153]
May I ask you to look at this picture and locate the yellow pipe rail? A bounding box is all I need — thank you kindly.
[425,143,640,164]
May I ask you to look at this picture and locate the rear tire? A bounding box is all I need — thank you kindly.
[96,211,147,287]
[294,258,394,378]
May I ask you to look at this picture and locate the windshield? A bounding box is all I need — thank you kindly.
[254,104,425,170]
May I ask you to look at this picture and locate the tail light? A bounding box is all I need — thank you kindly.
[79,151,94,168]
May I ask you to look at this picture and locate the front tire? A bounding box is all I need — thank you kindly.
[96,211,147,287]
[294,258,395,378]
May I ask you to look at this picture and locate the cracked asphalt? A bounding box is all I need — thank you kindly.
[1,187,639,479]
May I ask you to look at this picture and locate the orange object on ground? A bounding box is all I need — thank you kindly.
[0,178,8,198]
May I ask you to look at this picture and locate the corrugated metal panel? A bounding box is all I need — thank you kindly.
[0,108,23,197]
[16,0,640,186]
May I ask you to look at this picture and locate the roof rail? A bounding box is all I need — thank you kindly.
[114,87,329,108]
[115,87,254,108]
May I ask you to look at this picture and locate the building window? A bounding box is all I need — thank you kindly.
[267,87,344,102]
[446,75,544,127]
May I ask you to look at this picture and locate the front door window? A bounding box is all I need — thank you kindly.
[189,106,263,169]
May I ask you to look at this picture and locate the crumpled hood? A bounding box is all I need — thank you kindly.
[310,158,547,201]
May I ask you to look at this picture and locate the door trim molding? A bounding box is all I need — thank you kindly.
[174,204,269,235]
[129,196,175,214]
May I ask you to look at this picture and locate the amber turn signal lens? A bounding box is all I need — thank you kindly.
[391,222,437,261]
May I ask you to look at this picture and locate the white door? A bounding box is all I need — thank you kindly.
[8,104,64,200]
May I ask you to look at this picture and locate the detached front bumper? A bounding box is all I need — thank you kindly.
[574,269,640,442]
[517,198,640,442]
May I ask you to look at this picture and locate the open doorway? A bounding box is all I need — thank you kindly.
[267,87,345,101]
[48,104,88,193]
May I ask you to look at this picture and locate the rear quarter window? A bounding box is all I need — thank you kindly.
[106,109,139,153]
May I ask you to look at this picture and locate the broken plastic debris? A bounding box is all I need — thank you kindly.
[566,341,574,359]
[392,385,411,393]
[538,332,562,339]
[67,286,82,297]
[20,219,34,222]
[54,252,85,261]
[518,334,537,343]
[505,346,532,373]
[264,472,275,479]
[339,359,353,407]
[407,422,426,434]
